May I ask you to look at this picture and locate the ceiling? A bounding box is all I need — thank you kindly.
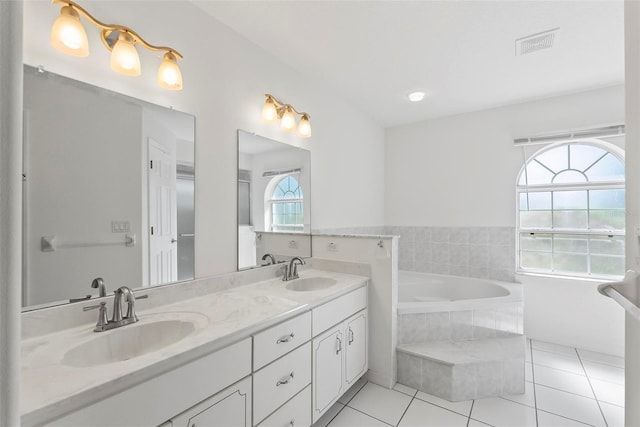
[194,1,624,128]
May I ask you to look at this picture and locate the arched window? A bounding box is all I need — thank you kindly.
[268,175,303,232]
[517,140,625,278]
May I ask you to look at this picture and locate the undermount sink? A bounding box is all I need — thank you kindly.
[285,277,337,292]
[62,314,207,367]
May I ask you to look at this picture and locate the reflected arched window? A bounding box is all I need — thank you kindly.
[268,175,303,232]
[517,141,625,278]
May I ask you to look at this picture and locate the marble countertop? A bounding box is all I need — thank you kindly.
[21,268,368,425]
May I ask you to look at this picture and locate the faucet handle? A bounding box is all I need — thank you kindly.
[281,265,289,281]
[84,302,109,331]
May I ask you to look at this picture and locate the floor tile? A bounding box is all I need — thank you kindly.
[577,349,624,369]
[582,360,625,385]
[398,398,468,427]
[501,380,535,407]
[537,410,592,426]
[525,362,533,382]
[532,350,584,375]
[313,402,345,427]
[533,364,594,398]
[589,378,625,407]
[347,382,413,426]
[600,401,625,427]
[393,382,418,397]
[467,420,492,427]
[534,384,605,427]
[415,391,473,417]
[327,406,391,427]
[338,378,367,404]
[532,340,578,357]
[471,397,536,427]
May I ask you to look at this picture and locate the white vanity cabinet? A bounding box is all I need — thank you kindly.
[165,376,252,427]
[311,287,368,424]
[47,338,252,427]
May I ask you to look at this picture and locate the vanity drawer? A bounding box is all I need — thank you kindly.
[253,311,312,370]
[253,342,311,424]
[312,286,367,336]
[257,385,311,427]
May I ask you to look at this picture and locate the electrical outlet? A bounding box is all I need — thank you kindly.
[328,242,338,252]
[288,240,298,249]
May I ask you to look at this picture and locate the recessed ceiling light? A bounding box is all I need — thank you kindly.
[407,91,426,102]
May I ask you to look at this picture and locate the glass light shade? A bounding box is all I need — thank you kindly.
[280,107,297,132]
[50,6,89,57]
[261,98,278,123]
[157,52,183,90]
[297,114,312,138]
[110,32,141,76]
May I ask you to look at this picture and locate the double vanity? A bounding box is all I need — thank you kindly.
[21,266,369,427]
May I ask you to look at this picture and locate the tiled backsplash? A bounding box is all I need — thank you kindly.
[387,226,516,282]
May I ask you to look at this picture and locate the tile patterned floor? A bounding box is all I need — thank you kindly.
[312,339,624,427]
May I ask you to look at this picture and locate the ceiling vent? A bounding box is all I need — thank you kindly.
[515,28,559,56]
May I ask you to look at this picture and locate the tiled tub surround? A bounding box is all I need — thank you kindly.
[21,265,369,425]
[389,226,516,283]
[396,271,525,401]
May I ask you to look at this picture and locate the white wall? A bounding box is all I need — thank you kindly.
[385,86,626,355]
[385,85,624,226]
[23,1,386,281]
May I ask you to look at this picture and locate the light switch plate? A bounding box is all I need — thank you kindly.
[111,220,131,233]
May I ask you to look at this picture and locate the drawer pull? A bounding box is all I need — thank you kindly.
[276,371,295,386]
[276,333,295,344]
[348,327,354,345]
[336,336,342,355]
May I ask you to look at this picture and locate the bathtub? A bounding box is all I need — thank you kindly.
[396,271,525,400]
[398,271,522,315]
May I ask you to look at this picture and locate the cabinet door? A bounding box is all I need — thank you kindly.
[170,376,252,427]
[312,326,344,423]
[344,311,368,387]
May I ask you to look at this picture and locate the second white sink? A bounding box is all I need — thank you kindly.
[62,313,208,367]
[285,277,337,292]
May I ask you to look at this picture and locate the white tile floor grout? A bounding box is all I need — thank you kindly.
[313,339,625,427]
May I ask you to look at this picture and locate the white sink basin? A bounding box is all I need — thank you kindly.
[62,313,207,367]
[285,277,337,292]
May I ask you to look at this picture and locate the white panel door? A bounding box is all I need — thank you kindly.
[345,311,368,387]
[148,139,177,285]
[312,325,344,423]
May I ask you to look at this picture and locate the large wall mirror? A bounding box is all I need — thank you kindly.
[237,130,311,270]
[23,65,195,309]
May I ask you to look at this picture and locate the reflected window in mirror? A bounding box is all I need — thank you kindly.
[268,175,304,232]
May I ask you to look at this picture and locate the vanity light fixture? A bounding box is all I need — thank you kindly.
[49,0,184,90]
[261,94,312,138]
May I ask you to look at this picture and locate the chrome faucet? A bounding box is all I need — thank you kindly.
[283,257,305,281]
[261,253,277,265]
[91,277,107,297]
[112,286,138,323]
[84,286,147,332]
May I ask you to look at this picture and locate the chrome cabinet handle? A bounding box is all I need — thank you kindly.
[336,336,342,355]
[277,333,295,344]
[276,371,295,386]
[348,327,354,345]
